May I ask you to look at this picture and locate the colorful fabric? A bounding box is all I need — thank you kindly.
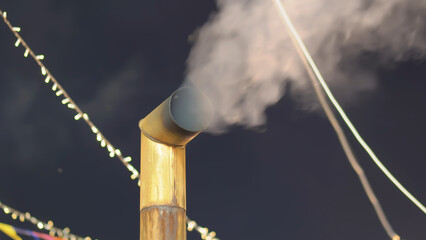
[0,222,23,240]
[0,222,66,240]
[32,231,57,240]
[14,227,41,239]
[32,232,65,240]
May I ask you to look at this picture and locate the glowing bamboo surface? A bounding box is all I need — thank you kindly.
[140,133,186,240]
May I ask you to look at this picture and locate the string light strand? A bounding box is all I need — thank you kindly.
[1,201,215,240]
[0,8,217,240]
[187,217,219,240]
[0,201,94,240]
[0,8,139,186]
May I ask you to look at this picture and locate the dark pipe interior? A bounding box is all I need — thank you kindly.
[169,87,212,133]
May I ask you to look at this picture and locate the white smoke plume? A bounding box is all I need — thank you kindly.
[185,0,426,133]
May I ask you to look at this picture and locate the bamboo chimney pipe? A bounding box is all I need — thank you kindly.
[139,86,212,240]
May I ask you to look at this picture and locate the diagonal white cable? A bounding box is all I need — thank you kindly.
[273,0,426,215]
[272,2,401,238]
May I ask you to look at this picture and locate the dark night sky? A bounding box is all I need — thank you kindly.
[0,1,425,239]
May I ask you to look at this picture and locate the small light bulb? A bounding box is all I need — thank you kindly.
[187,221,196,231]
[52,83,57,91]
[115,149,122,156]
[107,145,113,152]
[11,213,17,219]
[45,76,51,83]
[24,49,29,57]
[67,103,75,109]
[41,67,47,75]
[96,133,102,141]
[13,27,21,32]
[101,140,106,147]
[83,113,89,120]
[19,214,25,222]
[62,98,70,104]
[15,39,21,47]
[37,222,44,229]
[2,12,7,18]
[74,113,82,120]
[123,157,132,162]
[36,55,44,60]
[199,227,209,237]
[127,165,134,171]
[3,207,10,214]
[56,90,63,96]
[91,126,98,133]
[109,152,115,158]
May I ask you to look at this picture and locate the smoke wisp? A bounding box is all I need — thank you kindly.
[185,0,426,133]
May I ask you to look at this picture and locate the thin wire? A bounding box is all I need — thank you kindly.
[273,0,426,215]
[0,8,217,240]
[0,201,93,240]
[272,2,400,238]
[273,0,426,238]
[311,79,401,240]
